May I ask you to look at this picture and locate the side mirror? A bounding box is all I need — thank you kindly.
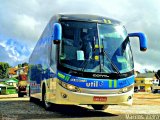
[128,32,147,51]
[53,23,62,44]
[77,50,85,60]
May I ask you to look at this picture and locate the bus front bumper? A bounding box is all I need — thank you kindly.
[54,84,134,106]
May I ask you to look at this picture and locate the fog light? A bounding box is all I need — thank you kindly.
[61,93,67,98]
[127,96,132,101]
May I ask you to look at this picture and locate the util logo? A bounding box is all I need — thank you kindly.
[86,81,103,87]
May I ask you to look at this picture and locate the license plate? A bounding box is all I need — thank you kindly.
[93,96,107,102]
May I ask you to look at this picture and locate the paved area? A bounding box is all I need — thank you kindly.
[0,94,29,101]
[0,94,18,98]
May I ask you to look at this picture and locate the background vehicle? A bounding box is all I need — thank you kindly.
[18,74,27,97]
[153,72,160,93]
[28,14,147,110]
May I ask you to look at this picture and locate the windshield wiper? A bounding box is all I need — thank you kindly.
[102,49,121,75]
[80,50,121,75]
[101,38,120,75]
[81,59,90,72]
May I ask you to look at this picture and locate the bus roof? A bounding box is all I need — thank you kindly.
[55,14,121,24]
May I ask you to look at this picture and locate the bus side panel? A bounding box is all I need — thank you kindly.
[44,17,59,103]
[29,16,58,100]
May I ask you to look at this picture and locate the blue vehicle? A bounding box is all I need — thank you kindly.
[28,14,147,110]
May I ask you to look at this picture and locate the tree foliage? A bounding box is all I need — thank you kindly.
[22,62,28,67]
[0,62,10,79]
[18,64,22,68]
[18,62,28,68]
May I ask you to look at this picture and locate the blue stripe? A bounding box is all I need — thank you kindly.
[57,70,134,89]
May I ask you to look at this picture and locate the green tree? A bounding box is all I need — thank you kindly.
[22,62,28,67]
[18,64,22,68]
[0,62,10,79]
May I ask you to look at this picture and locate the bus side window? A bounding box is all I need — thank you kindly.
[50,43,57,71]
[61,25,78,61]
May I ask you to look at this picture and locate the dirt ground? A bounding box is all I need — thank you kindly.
[133,92,160,105]
[106,92,160,115]
[0,92,160,120]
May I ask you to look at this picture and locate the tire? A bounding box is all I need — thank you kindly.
[28,86,31,97]
[42,85,52,110]
[92,105,108,110]
[153,89,158,93]
[29,86,35,102]
[152,90,155,93]
[18,92,24,97]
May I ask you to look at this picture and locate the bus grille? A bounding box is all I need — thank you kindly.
[80,88,119,94]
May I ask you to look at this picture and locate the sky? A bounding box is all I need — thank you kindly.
[0,0,160,71]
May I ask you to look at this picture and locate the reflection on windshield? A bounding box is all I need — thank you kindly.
[98,24,133,73]
[60,21,100,72]
[59,21,133,73]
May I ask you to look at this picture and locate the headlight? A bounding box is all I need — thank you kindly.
[59,81,80,92]
[119,84,134,93]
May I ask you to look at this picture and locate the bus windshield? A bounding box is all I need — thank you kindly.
[59,21,134,73]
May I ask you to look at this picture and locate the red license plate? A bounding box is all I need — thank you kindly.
[93,96,107,102]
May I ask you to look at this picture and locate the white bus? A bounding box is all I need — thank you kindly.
[28,14,147,110]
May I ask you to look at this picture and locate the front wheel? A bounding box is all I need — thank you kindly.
[92,105,108,110]
[42,87,52,110]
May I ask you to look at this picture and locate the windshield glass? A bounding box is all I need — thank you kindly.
[98,24,133,73]
[59,21,133,73]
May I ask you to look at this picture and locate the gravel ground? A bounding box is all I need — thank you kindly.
[0,93,160,120]
[105,93,160,115]
[0,100,118,120]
